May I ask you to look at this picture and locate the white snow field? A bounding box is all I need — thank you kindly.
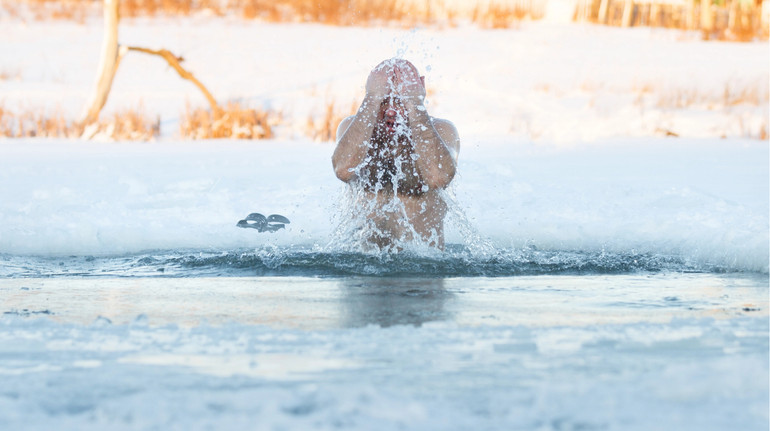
[0,17,767,142]
[0,12,768,431]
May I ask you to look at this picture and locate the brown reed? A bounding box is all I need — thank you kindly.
[0,105,71,138]
[305,98,358,142]
[574,0,768,41]
[6,0,545,29]
[0,103,160,140]
[179,102,279,139]
[653,81,769,109]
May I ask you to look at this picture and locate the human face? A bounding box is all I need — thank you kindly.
[377,96,407,137]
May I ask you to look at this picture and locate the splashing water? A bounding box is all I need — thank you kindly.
[331,58,463,253]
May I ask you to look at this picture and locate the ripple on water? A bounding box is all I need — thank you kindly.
[0,245,742,278]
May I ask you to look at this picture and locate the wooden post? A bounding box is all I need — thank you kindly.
[80,0,121,125]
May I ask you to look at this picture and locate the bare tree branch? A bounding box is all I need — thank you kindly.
[125,46,220,113]
[80,0,220,138]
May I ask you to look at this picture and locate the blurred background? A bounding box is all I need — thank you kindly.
[0,0,767,142]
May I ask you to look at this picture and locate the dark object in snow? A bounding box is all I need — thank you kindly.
[237,213,290,232]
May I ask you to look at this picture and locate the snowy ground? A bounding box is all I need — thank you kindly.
[0,14,768,431]
[0,137,767,271]
[0,17,767,141]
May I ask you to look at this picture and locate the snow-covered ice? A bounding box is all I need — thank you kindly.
[0,137,766,272]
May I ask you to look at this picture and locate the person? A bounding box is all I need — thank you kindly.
[332,58,460,250]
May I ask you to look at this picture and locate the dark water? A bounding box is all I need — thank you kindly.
[0,245,745,278]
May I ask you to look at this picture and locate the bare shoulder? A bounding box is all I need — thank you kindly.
[335,115,357,141]
[431,118,460,157]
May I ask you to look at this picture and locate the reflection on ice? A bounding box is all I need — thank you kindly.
[339,278,452,328]
[0,273,766,430]
[1,273,766,329]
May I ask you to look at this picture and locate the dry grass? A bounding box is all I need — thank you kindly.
[473,2,544,29]
[731,113,768,140]
[628,80,769,140]
[11,0,99,22]
[5,0,545,28]
[0,105,74,138]
[1,102,282,140]
[120,0,224,18]
[0,103,159,140]
[239,0,410,25]
[653,81,769,110]
[574,0,768,41]
[83,107,161,140]
[0,68,22,81]
[305,98,358,142]
[721,81,769,107]
[6,0,765,38]
[179,102,279,139]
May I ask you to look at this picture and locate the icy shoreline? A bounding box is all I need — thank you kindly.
[1,137,767,272]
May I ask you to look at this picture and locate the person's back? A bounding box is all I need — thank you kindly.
[332,58,460,250]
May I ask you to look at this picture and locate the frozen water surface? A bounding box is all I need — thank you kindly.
[0,273,767,430]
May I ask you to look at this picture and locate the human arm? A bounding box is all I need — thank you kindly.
[332,65,394,182]
[332,95,380,182]
[403,101,459,189]
[395,65,459,189]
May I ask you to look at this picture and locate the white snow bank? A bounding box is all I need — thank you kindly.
[0,137,766,272]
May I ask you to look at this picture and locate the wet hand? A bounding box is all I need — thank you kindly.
[393,63,425,101]
[365,63,394,99]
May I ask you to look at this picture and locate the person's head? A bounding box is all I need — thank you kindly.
[371,58,425,93]
[370,58,424,139]
[376,96,408,137]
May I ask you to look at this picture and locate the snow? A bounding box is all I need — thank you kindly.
[0,14,768,431]
[1,136,767,271]
[1,18,766,271]
[1,19,767,141]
